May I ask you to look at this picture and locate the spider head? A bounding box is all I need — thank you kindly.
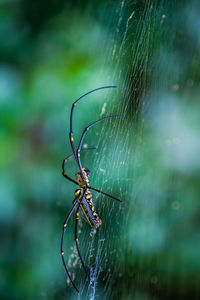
[75,167,90,187]
[75,173,83,186]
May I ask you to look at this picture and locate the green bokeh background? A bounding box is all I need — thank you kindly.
[0,0,200,299]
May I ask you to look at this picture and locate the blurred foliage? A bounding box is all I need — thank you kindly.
[0,0,200,299]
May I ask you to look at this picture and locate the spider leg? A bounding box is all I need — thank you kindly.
[75,115,124,203]
[76,115,124,173]
[69,86,117,181]
[74,190,90,279]
[74,205,87,223]
[61,198,79,293]
[62,159,78,186]
[64,147,96,164]
[89,186,122,202]
[62,148,96,185]
[62,148,96,186]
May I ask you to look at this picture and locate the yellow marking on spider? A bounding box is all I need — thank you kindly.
[78,153,80,157]
[64,224,67,228]
[82,169,88,180]
[71,137,74,142]
[76,212,79,217]
[61,251,64,255]
[74,103,76,106]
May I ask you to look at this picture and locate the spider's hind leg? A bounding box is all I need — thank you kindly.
[74,202,87,223]
[61,198,80,293]
[74,193,90,279]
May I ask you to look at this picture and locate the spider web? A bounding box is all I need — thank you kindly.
[60,0,200,299]
[1,0,199,299]
[62,1,156,299]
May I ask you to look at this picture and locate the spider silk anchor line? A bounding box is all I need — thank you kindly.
[61,86,124,293]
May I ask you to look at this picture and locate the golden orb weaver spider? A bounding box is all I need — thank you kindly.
[61,86,123,293]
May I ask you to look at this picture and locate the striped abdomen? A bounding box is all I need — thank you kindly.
[75,188,102,229]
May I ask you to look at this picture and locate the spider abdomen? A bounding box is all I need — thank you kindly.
[75,188,102,229]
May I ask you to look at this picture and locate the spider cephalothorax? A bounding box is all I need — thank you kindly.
[75,167,90,187]
[61,86,124,293]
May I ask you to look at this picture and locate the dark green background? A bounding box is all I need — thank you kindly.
[0,0,200,299]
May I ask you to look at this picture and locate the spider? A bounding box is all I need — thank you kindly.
[61,86,123,293]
